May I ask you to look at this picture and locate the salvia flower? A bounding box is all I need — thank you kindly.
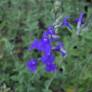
[27,25,67,73]
[74,18,84,24]
[27,25,67,72]
[60,48,67,57]
[53,42,67,57]
[28,38,41,51]
[40,54,55,64]
[45,63,57,72]
[26,12,86,73]
[28,38,51,55]
[26,59,37,73]
[62,16,72,30]
[42,26,58,42]
[77,12,84,35]
[40,38,51,55]
[47,26,56,35]
[42,26,55,38]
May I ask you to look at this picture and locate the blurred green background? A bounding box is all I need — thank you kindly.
[0,0,92,92]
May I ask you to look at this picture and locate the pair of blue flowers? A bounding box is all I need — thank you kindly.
[26,12,84,73]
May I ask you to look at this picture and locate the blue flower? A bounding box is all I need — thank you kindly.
[40,54,55,64]
[74,17,84,24]
[42,26,55,38]
[62,16,72,30]
[53,42,67,57]
[55,42,64,51]
[45,63,57,72]
[28,38,51,55]
[42,31,49,39]
[74,18,79,23]
[26,59,37,72]
[42,26,57,42]
[60,48,67,57]
[77,12,84,35]
[40,38,52,55]
[43,32,59,42]
[27,19,68,73]
[47,26,56,35]
[28,38,41,51]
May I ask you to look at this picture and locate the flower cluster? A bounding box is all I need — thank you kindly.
[26,12,85,73]
[26,25,67,73]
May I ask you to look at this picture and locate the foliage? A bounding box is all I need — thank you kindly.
[0,0,92,92]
